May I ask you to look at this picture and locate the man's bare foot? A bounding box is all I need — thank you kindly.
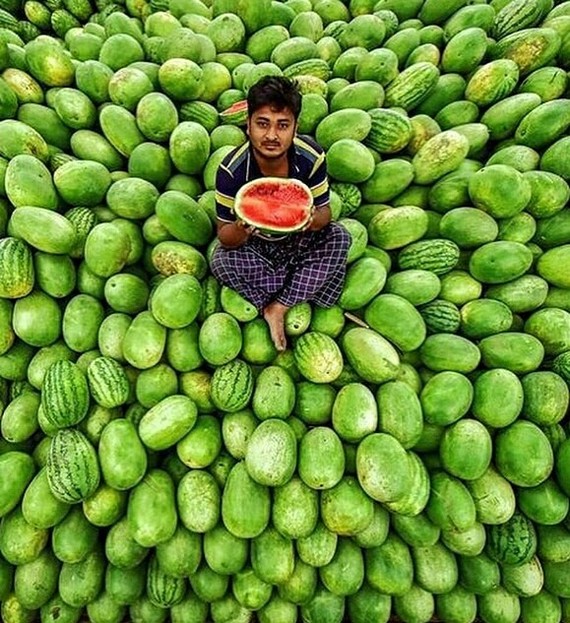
[263,301,289,351]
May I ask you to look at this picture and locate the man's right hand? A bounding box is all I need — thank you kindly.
[217,220,256,248]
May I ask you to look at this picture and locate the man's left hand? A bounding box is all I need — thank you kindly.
[303,205,331,232]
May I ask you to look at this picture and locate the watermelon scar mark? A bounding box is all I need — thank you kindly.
[344,312,369,328]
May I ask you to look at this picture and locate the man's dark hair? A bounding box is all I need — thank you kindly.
[247,75,302,120]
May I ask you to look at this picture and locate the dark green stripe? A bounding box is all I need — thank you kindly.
[48,430,98,502]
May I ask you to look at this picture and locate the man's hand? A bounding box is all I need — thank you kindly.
[304,205,331,232]
[217,220,256,248]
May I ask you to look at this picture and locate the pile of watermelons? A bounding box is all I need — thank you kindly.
[3,0,570,621]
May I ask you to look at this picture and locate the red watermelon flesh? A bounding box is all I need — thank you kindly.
[235,178,313,232]
[220,100,248,125]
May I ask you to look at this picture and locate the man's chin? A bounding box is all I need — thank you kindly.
[257,147,287,160]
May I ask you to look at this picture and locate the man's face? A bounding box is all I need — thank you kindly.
[247,104,297,161]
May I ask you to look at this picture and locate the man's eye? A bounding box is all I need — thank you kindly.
[278,124,289,130]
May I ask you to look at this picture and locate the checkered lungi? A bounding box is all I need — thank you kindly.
[210,222,351,311]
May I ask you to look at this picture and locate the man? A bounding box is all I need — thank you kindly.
[210,75,350,352]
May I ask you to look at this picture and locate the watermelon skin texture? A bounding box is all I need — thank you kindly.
[7,1,570,620]
[486,512,537,566]
[252,365,296,420]
[46,428,100,504]
[0,237,34,299]
[0,452,35,518]
[398,239,461,275]
[86,356,130,408]
[211,359,253,413]
[244,419,297,487]
[420,299,461,334]
[127,469,178,548]
[365,108,413,153]
[98,419,148,491]
[294,331,344,384]
[146,555,186,608]
[384,62,440,110]
[492,0,552,39]
[41,360,90,430]
[221,462,271,539]
[212,0,271,34]
[283,59,331,81]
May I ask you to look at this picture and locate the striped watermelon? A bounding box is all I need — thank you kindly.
[323,20,346,42]
[64,207,98,259]
[365,108,413,154]
[465,59,520,107]
[553,351,570,383]
[86,356,130,408]
[492,0,551,39]
[49,152,76,172]
[489,27,561,76]
[146,554,187,608]
[294,331,344,384]
[210,359,254,412]
[0,237,35,299]
[420,299,461,333]
[486,512,537,566]
[46,428,100,503]
[398,239,461,275]
[180,101,220,132]
[50,9,80,39]
[283,58,331,81]
[41,360,90,429]
[0,7,19,31]
[330,182,362,217]
[384,62,440,111]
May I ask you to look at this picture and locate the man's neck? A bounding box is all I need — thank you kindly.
[252,148,289,178]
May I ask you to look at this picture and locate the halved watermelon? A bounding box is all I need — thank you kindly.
[234,177,314,233]
[220,99,248,125]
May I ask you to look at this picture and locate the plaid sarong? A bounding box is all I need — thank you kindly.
[210,222,350,311]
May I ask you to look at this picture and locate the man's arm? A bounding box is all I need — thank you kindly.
[215,157,253,249]
[305,146,331,232]
[305,203,331,231]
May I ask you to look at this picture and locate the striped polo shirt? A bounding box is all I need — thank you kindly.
[215,134,329,240]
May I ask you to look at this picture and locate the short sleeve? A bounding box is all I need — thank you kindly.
[308,151,330,209]
[215,161,238,223]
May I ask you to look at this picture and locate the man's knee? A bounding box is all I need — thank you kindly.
[211,246,272,283]
[209,248,225,277]
[322,222,351,260]
[210,247,240,283]
[328,222,351,248]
